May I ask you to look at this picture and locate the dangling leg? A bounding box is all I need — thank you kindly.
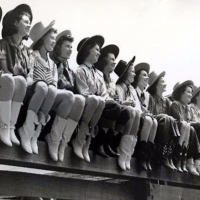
[0,74,15,146]
[10,76,27,145]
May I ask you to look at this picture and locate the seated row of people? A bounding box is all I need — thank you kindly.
[0,5,200,176]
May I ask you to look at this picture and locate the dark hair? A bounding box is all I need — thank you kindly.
[174,85,193,101]
[32,28,57,50]
[191,91,200,104]
[132,70,141,88]
[78,41,100,64]
[148,78,160,96]
[2,11,31,37]
[52,35,74,61]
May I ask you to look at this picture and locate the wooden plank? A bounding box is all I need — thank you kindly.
[0,141,200,189]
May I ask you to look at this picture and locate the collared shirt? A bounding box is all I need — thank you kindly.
[135,87,150,108]
[75,61,109,99]
[190,103,200,122]
[33,50,58,87]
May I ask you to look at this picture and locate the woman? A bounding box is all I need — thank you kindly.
[95,45,139,170]
[0,4,32,147]
[147,71,180,170]
[75,35,123,163]
[28,21,76,162]
[115,61,157,171]
[171,81,200,175]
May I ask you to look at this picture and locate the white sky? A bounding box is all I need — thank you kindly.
[1,0,200,95]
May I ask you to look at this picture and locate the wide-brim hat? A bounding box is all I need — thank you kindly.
[76,35,104,65]
[134,63,150,74]
[191,86,200,102]
[56,30,73,42]
[30,20,55,48]
[115,56,136,84]
[100,44,119,59]
[147,71,166,91]
[172,80,194,101]
[0,7,2,22]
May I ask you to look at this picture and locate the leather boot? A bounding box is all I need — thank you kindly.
[10,101,22,145]
[187,158,199,176]
[18,110,39,153]
[181,145,188,172]
[138,141,148,171]
[58,118,78,162]
[31,111,50,154]
[147,141,156,171]
[82,135,92,162]
[45,115,68,161]
[173,143,183,172]
[125,135,137,170]
[0,100,12,146]
[117,135,134,170]
[71,121,89,160]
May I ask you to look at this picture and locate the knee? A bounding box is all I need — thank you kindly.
[64,90,75,106]
[75,94,85,108]
[86,95,99,108]
[1,74,15,90]
[35,81,48,96]
[14,76,27,89]
[98,98,105,110]
[48,85,57,97]
[143,116,153,127]
[153,118,158,127]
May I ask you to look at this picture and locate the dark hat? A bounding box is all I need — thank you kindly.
[100,44,119,59]
[147,71,166,91]
[134,62,150,74]
[0,7,2,22]
[115,56,136,84]
[2,4,33,38]
[191,86,200,102]
[76,35,104,65]
[172,80,194,101]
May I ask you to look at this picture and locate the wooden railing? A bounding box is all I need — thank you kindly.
[0,141,200,200]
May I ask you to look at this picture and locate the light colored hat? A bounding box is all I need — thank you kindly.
[30,20,55,48]
[56,30,72,42]
[172,80,194,101]
[147,71,166,91]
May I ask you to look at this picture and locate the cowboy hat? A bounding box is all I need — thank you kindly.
[76,35,104,65]
[56,30,73,42]
[30,20,55,48]
[100,44,119,59]
[0,7,2,22]
[147,71,166,92]
[172,80,194,101]
[115,56,136,84]
[191,86,200,102]
[134,63,150,74]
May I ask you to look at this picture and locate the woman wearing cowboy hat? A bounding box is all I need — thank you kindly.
[95,46,140,170]
[116,62,157,171]
[27,21,77,162]
[147,71,180,170]
[0,4,33,147]
[74,35,124,162]
[171,81,200,175]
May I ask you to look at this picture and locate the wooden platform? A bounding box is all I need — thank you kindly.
[0,141,200,200]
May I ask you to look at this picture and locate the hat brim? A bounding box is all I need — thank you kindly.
[191,87,200,102]
[172,80,194,101]
[30,20,55,49]
[56,30,73,42]
[13,4,33,22]
[77,35,104,65]
[135,63,150,74]
[116,56,136,84]
[0,7,2,22]
[147,71,166,92]
[100,44,119,59]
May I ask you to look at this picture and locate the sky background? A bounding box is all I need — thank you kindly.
[1,0,200,95]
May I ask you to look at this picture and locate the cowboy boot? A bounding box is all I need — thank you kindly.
[0,100,12,146]
[147,141,156,171]
[82,135,92,162]
[45,115,67,161]
[173,143,183,172]
[125,135,137,170]
[104,129,120,157]
[71,121,89,160]
[138,141,148,171]
[10,101,22,145]
[31,111,51,154]
[194,160,200,174]
[58,118,78,162]
[18,110,39,153]
[181,145,188,172]
[117,135,134,170]
[187,158,199,176]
